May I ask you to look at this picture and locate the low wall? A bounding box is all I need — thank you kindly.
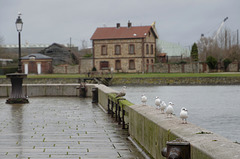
[96,85,240,159]
[0,84,95,97]
[111,77,240,85]
[2,76,240,85]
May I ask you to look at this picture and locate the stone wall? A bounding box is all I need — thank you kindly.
[111,77,240,85]
[96,85,240,159]
[51,62,239,74]
[153,63,209,73]
[228,62,239,72]
[1,76,240,85]
[0,84,95,97]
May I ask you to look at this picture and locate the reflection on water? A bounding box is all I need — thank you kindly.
[11,104,24,158]
[111,85,240,142]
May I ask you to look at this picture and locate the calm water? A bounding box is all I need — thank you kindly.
[111,85,240,142]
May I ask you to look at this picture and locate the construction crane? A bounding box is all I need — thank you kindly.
[201,17,228,39]
[213,17,228,40]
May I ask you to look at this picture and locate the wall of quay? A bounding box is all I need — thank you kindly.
[1,76,240,85]
[0,84,240,158]
[97,85,240,159]
[111,77,240,85]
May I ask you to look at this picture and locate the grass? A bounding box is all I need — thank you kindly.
[1,72,240,79]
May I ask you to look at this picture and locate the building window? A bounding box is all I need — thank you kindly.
[147,59,149,64]
[129,44,135,54]
[115,45,121,55]
[151,45,154,54]
[129,60,135,70]
[151,59,154,63]
[101,45,107,55]
[115,60,121,70]
[100,61,109,70]
[146,44,149,54]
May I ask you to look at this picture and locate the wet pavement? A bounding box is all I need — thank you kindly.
[0,97,144,159]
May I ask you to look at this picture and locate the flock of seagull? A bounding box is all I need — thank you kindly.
[142,95,188,124]
[115,86,188,124]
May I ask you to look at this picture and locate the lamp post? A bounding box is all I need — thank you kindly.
[6,12,28,104]
[16,12,23,73]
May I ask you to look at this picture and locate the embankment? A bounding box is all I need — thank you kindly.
[1,76,240,85]
[0,84,240,158]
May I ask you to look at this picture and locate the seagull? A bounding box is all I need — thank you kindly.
[180,107,188,124]
[155,97,161,109]
[141,94,147,106]
[160,101,167,113]
[116,86,126,98]
[166,102,174,117]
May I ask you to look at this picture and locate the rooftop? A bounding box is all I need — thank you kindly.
[91,24,158,40]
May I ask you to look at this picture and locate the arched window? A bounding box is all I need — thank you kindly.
[151,45,154,54]
[146,44,149,54]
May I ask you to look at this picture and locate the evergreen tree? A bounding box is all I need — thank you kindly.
[191,43,199,61]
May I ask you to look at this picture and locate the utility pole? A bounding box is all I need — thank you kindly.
[69,37,72,52]
[237,29,239,46]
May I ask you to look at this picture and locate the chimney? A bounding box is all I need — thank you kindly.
[116,23,120,28]
[128,20,132,28]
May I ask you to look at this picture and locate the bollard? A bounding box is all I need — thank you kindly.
[161,139,190,159]
[92,87,98,103]
[79,82,87,98]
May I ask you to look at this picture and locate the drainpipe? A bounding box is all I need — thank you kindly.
[142,38,145,73]
[92,40,95,68]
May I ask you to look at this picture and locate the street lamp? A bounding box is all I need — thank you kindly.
[15,12,23,73]
[5,12,28,104]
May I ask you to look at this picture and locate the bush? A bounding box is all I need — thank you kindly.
[92,66,97,71]
[0,66,18,75]
[206,56,217,69]
[223,58,232,70]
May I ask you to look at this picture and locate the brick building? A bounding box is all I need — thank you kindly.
[21,53,53,74]
[91,22,158,73]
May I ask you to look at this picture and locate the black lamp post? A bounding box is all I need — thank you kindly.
[6,13,29,104]
[16,13,23,73]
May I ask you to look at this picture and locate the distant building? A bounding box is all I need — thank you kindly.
[1,43,79,66]
[91,21,158,73]
[156,40,190,63]
[21,53,53,74]
[0,59,13,66]
[39,43,78,66]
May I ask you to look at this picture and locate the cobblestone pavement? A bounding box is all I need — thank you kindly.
[0,97,145,159]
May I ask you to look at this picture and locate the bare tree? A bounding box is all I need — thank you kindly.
[0,36,4,56]
[197,27,240,62]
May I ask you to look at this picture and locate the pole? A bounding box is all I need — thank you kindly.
[69,37,72,52]
[18,31,22,73]
[237,29,239,46]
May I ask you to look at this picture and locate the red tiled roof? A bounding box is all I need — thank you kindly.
[91,26,156,40]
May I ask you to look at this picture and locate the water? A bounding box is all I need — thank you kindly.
[111,85,240,142]
[0,97,144,158]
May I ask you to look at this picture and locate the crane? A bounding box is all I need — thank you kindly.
[213,17,228,40]
[201,17,228,39]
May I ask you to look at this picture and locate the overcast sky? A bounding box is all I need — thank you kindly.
[0,0,239,48]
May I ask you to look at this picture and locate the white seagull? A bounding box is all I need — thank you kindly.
[166,102,174,117]
[160,101,167,113]
[180,107,188,124]
[116,86,126,98]
[141,94,147,106]
[155,97,161,109]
